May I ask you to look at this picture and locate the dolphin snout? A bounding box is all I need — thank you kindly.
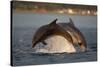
[32,41,37,48]
[79,43,87,52]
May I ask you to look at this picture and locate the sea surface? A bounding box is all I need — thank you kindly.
[12,12,97,66]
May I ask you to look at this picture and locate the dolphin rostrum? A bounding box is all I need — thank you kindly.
[32,18,87,52]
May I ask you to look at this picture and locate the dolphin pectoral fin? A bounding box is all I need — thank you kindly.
[42,41,47,45]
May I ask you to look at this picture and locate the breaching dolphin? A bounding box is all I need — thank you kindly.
[32,18,87,52]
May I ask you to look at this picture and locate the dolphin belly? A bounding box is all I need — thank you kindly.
[35,35,76,53]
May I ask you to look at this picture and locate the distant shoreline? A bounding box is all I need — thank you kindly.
[12,9,97,16]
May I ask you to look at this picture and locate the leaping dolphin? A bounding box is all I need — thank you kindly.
[32,18,87,52]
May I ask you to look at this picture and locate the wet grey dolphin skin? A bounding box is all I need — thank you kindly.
[32,18,87,52]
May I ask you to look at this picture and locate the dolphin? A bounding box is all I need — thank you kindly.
[32,19,73,47]
[32,18,87,52]
[58,18,87,51]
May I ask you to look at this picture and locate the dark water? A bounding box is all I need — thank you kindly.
[12,13,97,66]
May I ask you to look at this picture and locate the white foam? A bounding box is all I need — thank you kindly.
[35,35,76,53]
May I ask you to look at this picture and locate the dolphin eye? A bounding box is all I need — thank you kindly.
[78,42,82,45]
[42,41,47,45]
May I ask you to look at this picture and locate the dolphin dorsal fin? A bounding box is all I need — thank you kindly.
[49,18,57,25]
[69,18,74,26]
